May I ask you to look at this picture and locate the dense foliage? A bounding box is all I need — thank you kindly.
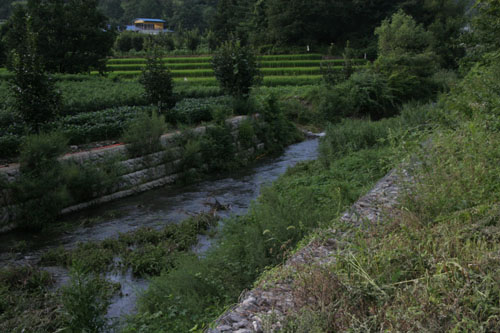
[212,39,260,98]
[9,20,61,132]
[139,46,175,112]
[2,0,115,73]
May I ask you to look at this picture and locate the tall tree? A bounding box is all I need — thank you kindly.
[10,15,61,131]
[4,0,115,74]
[399,0,468,68]
[211,0,251,43]
[98,0,124,25]
[0,0,12,20]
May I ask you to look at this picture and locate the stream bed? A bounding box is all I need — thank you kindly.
[0,138,319,322]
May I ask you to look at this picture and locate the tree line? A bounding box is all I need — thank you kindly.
[0,1,472,63]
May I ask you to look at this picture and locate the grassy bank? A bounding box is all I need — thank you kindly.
[265,64,500,331]
[122,107,427,331]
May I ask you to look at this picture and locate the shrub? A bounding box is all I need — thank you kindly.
[61,262,110,332]
[62,158,122,203]
[12,132,69,230]
[132,34,145,51]
[122,111,167,157]
[322,41,356,85]
[318,70,396,122]
[319,117,400,166]
[169,96,232,125]
[186,29,201,53]
[200,124,236,172]
[237,119,256,149]
[115,32,133,52]
[256,95,299,151]
[212,39,261,98]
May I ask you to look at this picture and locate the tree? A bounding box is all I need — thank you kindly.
[139,45,175,113]
[374,10,438,102]
[211,0,249,44]
[4,0,115,74]
[461,0,500,67]
[212,39,261,98]
[399,0,468,68]
[98,0,124,26]
[186,28,201,53]
[10,16,61,132]
[0,0,12,19]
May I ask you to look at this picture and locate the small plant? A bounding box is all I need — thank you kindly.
[212,39,261,99]
[122,111,167,157]
[139,45,175,113]
[61,261,111,332]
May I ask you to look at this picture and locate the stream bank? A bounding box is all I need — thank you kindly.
[0,138,320,327]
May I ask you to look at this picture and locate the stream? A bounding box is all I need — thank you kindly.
[0,138,319,323]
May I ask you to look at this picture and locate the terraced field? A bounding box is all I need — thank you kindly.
[102,54,368,86]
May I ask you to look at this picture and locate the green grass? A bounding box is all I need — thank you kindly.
[269,64,500,332]
[106,59,368,71]
[125,146,393,332]
[107,54,324,65]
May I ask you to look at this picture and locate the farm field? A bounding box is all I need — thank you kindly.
[0,53,352,159]
[99,53,367,81]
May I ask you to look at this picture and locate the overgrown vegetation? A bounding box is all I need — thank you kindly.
[276,63,500,332]
[212,39,261,99]
[2,1,499,332]
[139,46,175,113]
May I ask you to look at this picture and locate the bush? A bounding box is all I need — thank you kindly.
[169,96,232,125]
[200,124,236,172]
[212,39,261,98]
[122,111,167,157]
[318,70,396,122]
[11,132,69,230]
[115,32,134,52]
[322,41,356,85]
[252,95,300,152]
[62,158,122,203]
[319,117,400,166]
[186,29,201,53]
[61,262,111,332]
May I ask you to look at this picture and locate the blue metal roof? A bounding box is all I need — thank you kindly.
[134,18,166,23]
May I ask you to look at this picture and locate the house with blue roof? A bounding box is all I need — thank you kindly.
[125,18,173,34]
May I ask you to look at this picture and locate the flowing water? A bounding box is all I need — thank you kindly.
[0,138,319,321]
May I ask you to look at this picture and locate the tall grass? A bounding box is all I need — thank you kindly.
[277,63,500,332]
[125,146,392,332]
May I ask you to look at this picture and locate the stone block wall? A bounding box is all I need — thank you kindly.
[0,116,265,230]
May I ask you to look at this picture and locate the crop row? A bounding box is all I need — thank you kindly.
[0,79,224,116]
[107,59,368,71]
[0,95,235,158]
[106,67,325,78]
[107,54,324,65]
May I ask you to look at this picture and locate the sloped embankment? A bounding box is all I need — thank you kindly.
[209,168,407,332]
